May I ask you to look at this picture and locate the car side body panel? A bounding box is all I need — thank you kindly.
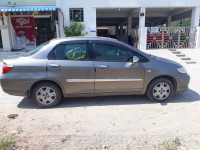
[0,37,190,99]
[47,60,95,95]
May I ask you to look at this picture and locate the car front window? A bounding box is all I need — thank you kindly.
[93,43,133,62]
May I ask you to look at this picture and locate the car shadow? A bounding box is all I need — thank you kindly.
[17,89,200,109]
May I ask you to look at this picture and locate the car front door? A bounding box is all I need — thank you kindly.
[91,41,146,93]
[47,41,95,95]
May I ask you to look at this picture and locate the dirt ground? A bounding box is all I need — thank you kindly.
[0,63,200,150]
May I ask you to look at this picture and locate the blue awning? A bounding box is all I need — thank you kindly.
[0,7,57,12]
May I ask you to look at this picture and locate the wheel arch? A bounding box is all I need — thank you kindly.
[28,80,65,98]
[146,75,177,93]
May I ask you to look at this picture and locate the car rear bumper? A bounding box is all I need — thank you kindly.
[0,76,31,97]
[175,73,190,93]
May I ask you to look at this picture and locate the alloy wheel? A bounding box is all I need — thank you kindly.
[36,87,57,105]
[152,82,170,101]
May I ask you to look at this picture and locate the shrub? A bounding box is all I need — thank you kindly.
[64,21,87,37]
[0,136,15,150]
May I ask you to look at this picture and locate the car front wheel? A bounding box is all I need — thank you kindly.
[147,78,174,102]
[32,82,62,108]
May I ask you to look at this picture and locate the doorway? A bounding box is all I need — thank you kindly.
[34,18,56,46]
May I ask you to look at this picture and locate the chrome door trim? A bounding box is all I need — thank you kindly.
[66,79,143,82]
[66,79,95,83]
[95,79,143,82]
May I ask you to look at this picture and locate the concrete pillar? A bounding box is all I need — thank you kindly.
[167,16,172,27]
[85,7,97,36]
[191,7,200,27]
[196,27,200,49]
[128,17,132,36]
[151,22,154,27]
[0,14,12,51]
[56,20,60,38]
[139,27,147,50]
[120,23,123,40]
[115,26,119,40]
[55,0,61,38]
[139,7,146,27]
[58,9,65,37]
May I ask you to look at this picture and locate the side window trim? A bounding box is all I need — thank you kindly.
[48,40,92,61]
[89,40,149,63]
[90,40,134,62]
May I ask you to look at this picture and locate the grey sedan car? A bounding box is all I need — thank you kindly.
[0,37,190,107]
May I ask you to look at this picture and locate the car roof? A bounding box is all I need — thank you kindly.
[51,36,119,43]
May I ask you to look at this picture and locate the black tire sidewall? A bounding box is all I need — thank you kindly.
[147,78,174,103]
[32,82,62,108]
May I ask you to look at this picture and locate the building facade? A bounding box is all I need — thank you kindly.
[57,0,200,50]
[0,0,200,51]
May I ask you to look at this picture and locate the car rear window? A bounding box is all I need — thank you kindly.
[23,41,50,57]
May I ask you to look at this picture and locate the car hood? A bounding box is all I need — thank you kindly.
[150,55,182,67]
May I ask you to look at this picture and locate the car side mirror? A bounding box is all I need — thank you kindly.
[133,56,139,65]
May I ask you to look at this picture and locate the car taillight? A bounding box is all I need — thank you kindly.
[2,65,14,74]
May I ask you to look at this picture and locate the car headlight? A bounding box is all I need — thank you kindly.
[177,67,187,74]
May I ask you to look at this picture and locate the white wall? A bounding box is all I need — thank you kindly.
[0,14,12,51]
[58,0,97,37]
[60,0,200,8]
[191,7,200,27]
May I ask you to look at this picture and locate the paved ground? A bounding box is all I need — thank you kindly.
[0,62,200,149]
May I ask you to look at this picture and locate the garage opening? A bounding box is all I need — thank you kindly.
[96,8,140,47]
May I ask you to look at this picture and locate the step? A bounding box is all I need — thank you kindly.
[172,51,181,54]
[186,61,196,64]
[181,57,191,60]
[176,54,185,57]
[169,49,177,52]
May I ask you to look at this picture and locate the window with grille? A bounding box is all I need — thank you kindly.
[70,8,84,22]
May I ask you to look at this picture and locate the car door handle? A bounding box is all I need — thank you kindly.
[49,64,61,69]
[98,65,109,69]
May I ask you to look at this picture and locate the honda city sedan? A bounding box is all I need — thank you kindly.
[0,37,190,107]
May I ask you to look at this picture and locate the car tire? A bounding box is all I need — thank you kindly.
[146,78,174,102]
[32,82,62,108]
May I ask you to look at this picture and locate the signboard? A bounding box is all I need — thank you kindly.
[0,0,56,6]
[11,17,36,49]
[150,28,159,34]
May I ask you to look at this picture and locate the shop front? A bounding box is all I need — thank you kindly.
[0,0,57,51]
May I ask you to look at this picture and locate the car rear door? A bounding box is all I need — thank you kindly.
[47,40,95,95]
[90,40,146,93]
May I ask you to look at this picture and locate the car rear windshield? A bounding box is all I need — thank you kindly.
[23,41,50,57]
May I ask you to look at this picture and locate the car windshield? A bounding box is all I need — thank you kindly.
[23,41,50,57]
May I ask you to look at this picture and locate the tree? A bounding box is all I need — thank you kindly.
[64,21,87,37]
[171,18,191,27]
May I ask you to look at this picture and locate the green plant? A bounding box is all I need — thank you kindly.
[171,18,191,27]
[157,137,181,150]
[64,21,86,37]
[0,136,15,150]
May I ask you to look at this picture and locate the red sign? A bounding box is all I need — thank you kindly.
[11,17,36,48]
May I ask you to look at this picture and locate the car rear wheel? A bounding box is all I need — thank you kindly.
[147,78,174,102]
[32,82,62,108]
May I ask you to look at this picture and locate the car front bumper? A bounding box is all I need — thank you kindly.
[175,73,190,93]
